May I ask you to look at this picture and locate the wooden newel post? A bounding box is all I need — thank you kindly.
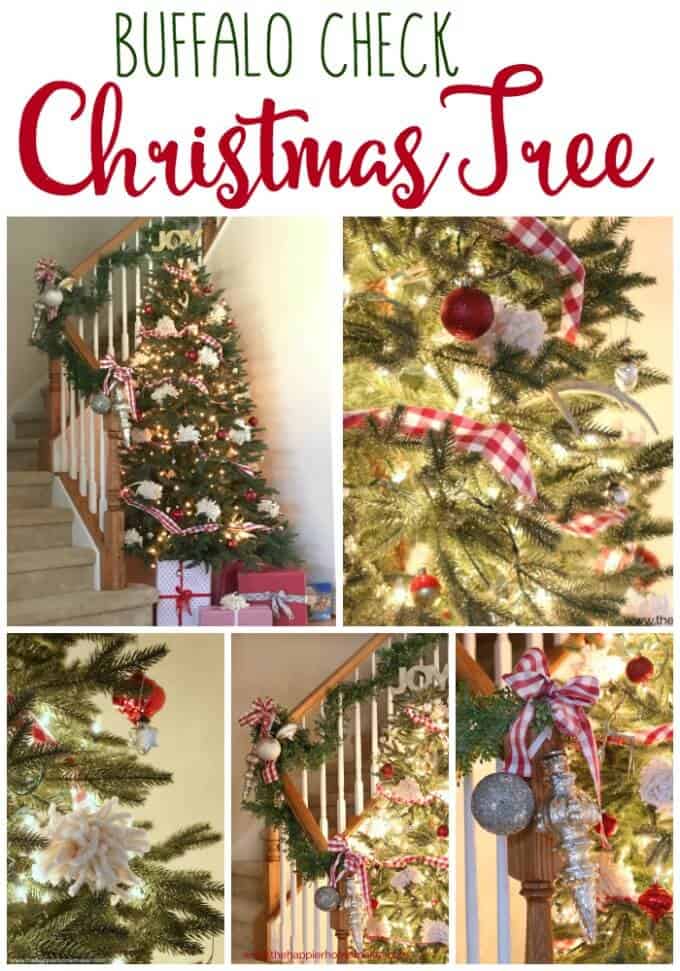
[330,880,351,964]
[39,358,61,471]
[101,412,127,590]
[259,826,281,961]
[507,737,563,964]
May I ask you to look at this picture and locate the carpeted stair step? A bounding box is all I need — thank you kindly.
[8,546,96,601]
[8,506,74,552]
[14,411,46,439]
[8,439,40,471]
[8,471,53,508]
[8,584,158,627]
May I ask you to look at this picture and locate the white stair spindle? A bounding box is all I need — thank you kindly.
[336,692,347,833]
[369,653,379,798]
[88,308,99,513]
[57,361,68,472]
[462,633,480,963]
[319,703,329,840]
[279,845,287,961]
[106,267,114,356]
[120,243,130,360]
[494,632,513,963]
[433,640,441,672]
[98,414,108,530]
[300,716,310,959]
[353,669,364,816]
[68,383,77,481]
[313,875,321,963]
[77,308,87,496]
[289,861,297,961]
[528,631,544,650]
[134,230,142,347]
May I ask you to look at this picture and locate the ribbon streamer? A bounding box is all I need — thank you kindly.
[328,835,371,908]
[344,406,537,500]
[379,854,449,870]
[403,705,447,735]
[376,782,442,807]
[503,648,602,807]
[556,508,628,538]
[244,589,306,621]
[100,355,139,421]
[121,488,221,537]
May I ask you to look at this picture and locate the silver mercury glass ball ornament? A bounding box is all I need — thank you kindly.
[90,391,113,415]
[39,286,64,309]
[471,771,536,835]
[608,481,631,506]
[314,885,341,912]
[614,359,639,393]
[253,736,282,763]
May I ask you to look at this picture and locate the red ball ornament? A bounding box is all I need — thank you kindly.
[248,416,258,427]
[595,812,618,838]
[216,428,229,440]
[228,538,239,549]
[436,824,449,838]
[370,897,379,911]
[170,507,185,522]
[409,568,441,604]
[380,763,394,780]
[244,488,257,502]
[202,285,213,295]
[632,546,661,590]
[638,883,673,922]
[142,303,154,316]
[440,286,494,341]
[185,349,198,362]
[113,672,166,725]
[626,655,654,684]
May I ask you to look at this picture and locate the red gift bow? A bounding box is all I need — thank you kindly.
[344,406,536,501]
[238,697,279,783]
[157,563,211,625]
[503,648,602,805]
[100,354,139,421]
[503,217,585,344]
[328,835,371,908]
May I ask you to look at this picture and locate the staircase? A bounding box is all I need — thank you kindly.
[232,862,265,963]
[8,421,156,626]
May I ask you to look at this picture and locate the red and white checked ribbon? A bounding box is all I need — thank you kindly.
[380,854,448,871]
[201,333,224,358]
[100,355,139,420]
[121,488,221,537]
[503,217,585,343]
[376,782,440,806]
[328,836,371,908]
[606,724,673,747]
[238,697,279,784]
[403,705,447,735]
[186,376,210,396]
[34,257,58,286]
[503,648,602,805]
[244,589,306,620]
[557,508,628,538]
[156,562,211,625]
[344,406,536,500]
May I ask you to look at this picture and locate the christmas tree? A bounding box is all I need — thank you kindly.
[343,217,672,625]
[553,632,673,963]
[352,684,449,963]
[122,252,296,570]
[7,633,223,963]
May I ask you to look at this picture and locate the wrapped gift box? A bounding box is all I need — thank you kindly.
[237,568,308,625]
[156,560,211,626]
[210,560,243,603]
[307,582,334,622]
[198,605,273,626]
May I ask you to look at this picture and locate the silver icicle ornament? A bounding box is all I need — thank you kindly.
[471,771,535,835]
[344,874,366,954]
[112,385,132,448]
[614,359,639,393]
[535,750,600,944]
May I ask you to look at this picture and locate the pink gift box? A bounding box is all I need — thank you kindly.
[198,605,273,627]
[237,568,308,625]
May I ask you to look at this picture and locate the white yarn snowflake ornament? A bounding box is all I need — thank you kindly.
[196,497,221,521]
[124,528,143,547]
[198,346,220,369]
[621,587,671,621]
[136,480,163,501]
[176,424,201,444]
[421,918,449,945]
[150,382,179,404]
[32,790,150,900]
[207,303,228,325]
[229,420,251,445]
[639,756,673,817]
[257,498,280,518]
[390,865,423,892]
[597,852,636,899]
[475,297,547,361]
[154,316,178,337]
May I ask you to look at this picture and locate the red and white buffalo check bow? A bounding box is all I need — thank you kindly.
[503,217,585,343]
[239,697,279,784]
[557,508,628,537]
[344,406,537,500]
[328,835,371,908]
[503,648,602,805]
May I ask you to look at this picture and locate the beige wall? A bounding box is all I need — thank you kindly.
[231,632,367,862]
[7,217,131,419]
[207,217,336,583]
[72,633,225,964]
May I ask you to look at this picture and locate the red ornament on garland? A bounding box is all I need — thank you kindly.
[244,488,257,502]
[638,883,673,922]
[436,824,449,838]
[142,303,154,316]
[595,812,618,838]
[380,763,394,780]
[440,286,494,341]
[185,349,198,362]
[113,672,166,725]
[216,428,229,440]
[247,416,258,428]
[370,897,379,911]
[170,507,185,522]
[626,655,654,684]
[409,568,441,604]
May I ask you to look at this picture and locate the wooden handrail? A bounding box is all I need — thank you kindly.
[455,640,495,696]
[63,319,100,371]
[289,634,389,721]
[280,774,328,852]
[69,217,151,281]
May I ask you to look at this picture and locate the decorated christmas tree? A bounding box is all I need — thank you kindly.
[352,684,449,963]
[553,632,673,963]
[7,633,223,963]
[122,252,296,570]
[343,217,672,625]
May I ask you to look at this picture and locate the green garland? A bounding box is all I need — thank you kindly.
[241,634,446,881]
[31,218,202,396]
[455,681,554,778]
